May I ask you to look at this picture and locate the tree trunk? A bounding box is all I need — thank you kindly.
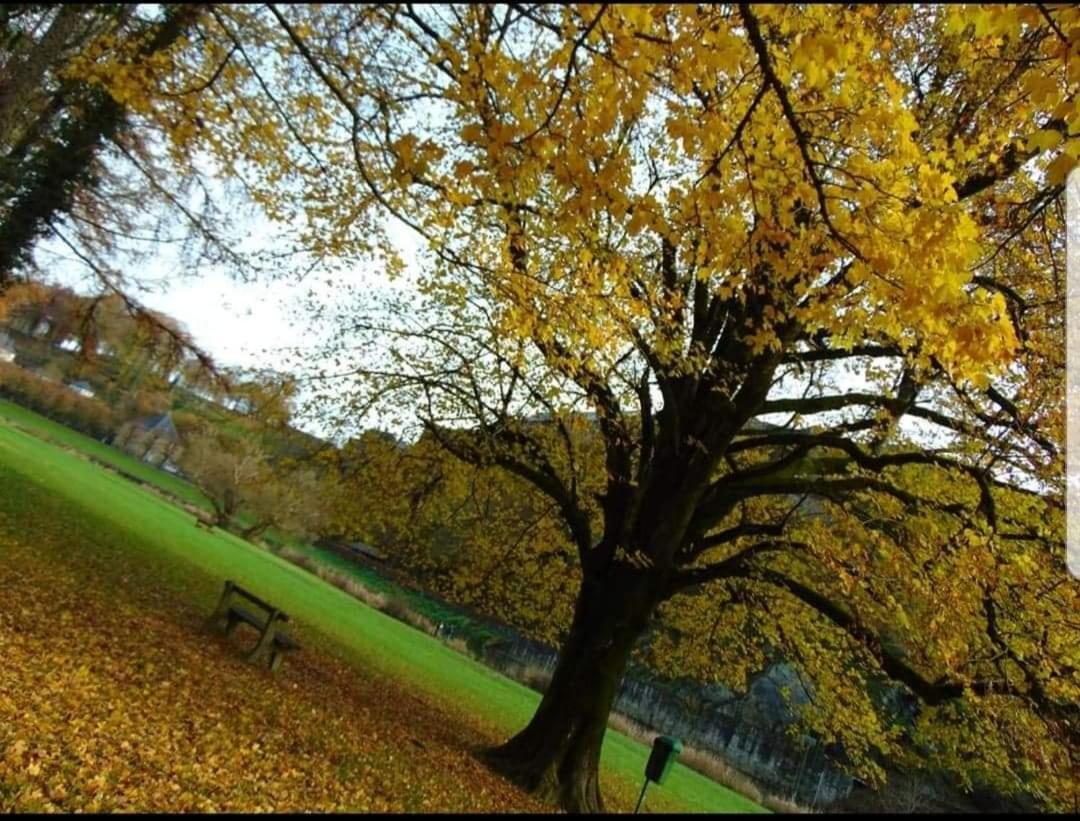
[482,567,658,812]
[239,520,271,541]
[208,494,232,530]
[0,5,84,151]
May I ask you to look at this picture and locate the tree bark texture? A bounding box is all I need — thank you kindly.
[482,566,658,813]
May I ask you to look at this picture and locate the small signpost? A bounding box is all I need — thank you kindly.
[635,735,683,813]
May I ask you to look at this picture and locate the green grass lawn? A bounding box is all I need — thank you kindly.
[0,398,510,648]
[0,413,765,813]
[0,398,208,507]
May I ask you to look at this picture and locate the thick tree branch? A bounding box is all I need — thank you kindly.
[747,569,981,706]
[422,419,593,559]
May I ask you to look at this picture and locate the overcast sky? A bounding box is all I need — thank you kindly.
[34,192,429,442]
[41,212,423,372]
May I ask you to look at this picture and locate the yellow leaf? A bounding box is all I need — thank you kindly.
[1027,129,1063,152]
[1046,152,1076,186]
[460,123,484,143]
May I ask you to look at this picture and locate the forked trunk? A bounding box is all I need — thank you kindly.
[239,519,271,540]
[482,569,657,812]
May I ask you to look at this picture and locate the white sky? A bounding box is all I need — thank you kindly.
[41,215,424,372]
[36,198,429,441]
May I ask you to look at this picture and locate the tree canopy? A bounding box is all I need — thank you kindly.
[44,3,1080,812]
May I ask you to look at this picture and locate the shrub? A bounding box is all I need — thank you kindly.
[0,362,117,439]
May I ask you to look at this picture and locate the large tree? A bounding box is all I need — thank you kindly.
[70,3,1080,812]
[0,4,297,389]
[0,5,211,283]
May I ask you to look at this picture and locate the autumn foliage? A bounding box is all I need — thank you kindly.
[0,361,116,439]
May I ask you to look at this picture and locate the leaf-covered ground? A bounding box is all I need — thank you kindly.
[0,490,554,812]
[0,414,763,813]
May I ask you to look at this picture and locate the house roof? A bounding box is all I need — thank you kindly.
[136,413,180,440]
[346,541,386,561]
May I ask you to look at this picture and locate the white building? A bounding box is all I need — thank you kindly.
[0,332,16,363]
[66,381,96,399]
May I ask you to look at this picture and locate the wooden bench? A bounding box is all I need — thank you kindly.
[206,580,300,672]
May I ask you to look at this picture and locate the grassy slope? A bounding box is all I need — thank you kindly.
[0,398,517,647]
[0,417,764,813]
[0,398,206,507]
[0,399,535,644]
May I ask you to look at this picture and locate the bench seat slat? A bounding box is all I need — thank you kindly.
[238,593,284,618]
[223,580,288,620]
[228,605,266,630]
[227,604,299,649]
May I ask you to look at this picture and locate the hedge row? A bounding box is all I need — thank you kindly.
[0,362,118,440]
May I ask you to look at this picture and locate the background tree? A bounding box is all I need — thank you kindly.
[0,5,205,283]
[178,419,320,540]
[0,283,213,412]
[0,3,323,396]
[321,428,582,647]
[175,365,323,539]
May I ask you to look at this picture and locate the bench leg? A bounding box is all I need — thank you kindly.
[269,650,283,673]
[246,619,279,664]
[225,611,242,637]
[206,583,235,633]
